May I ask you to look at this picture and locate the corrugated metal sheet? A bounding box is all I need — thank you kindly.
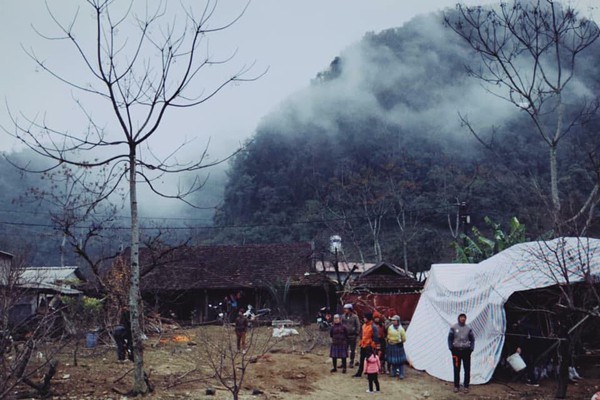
[19,266,79,283]
[17,266,81,294]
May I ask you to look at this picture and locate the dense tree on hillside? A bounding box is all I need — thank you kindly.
[446,0,600,233]
[215,3,600,272]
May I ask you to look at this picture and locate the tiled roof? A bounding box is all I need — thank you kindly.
[349,262,423,292]
[138,242,322,291]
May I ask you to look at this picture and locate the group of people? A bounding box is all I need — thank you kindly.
[329,305,475,394]
[328,304,410,393]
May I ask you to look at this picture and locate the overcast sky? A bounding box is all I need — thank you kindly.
[0,0,597,159]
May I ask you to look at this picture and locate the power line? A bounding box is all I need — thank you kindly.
[0,203,458,231]
[0,208,215,222]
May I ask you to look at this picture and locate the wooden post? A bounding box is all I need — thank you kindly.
[203,290,208,322]
[304,289,310,316]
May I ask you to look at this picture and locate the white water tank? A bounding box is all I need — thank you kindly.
[329,235,342,253]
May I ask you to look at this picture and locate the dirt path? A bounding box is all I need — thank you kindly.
[26,326,599,399]
[241,346,598,400]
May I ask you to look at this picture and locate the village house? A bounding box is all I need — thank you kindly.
[11,266,82,325]
[343,261,423,322]
[137,242,336,323]
[0,250,82,325]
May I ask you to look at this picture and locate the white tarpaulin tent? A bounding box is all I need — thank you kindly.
[405,237,600,384]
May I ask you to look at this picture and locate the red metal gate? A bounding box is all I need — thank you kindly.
[341,293,421,321]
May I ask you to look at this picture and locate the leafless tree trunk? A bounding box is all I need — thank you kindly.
[316,165,391,263]
[388,177,422,272]
[4,0,259,394]
[127,152,145,392]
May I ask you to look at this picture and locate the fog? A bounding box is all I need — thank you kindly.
[261,11,518,152]
[0,0,598,229]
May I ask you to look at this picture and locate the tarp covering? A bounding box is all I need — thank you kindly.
[405,237,600,384]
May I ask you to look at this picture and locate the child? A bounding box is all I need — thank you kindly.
[329,314,349,373]
[363,346,381,393]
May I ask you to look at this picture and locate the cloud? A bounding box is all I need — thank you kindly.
[258,11,522,152]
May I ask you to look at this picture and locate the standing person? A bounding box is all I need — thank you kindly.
[448,313,475,393]
[329,314,349,373]
[386,315,407,379]
[363,346,381,393]
[234,308,249,353]
[373,312,386,373]
[353,312,377,378]
[341,304,361,368]
[113,305,133,362]
[511,316,542,386]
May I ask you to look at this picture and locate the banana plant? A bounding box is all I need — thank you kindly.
[453,217,527,263]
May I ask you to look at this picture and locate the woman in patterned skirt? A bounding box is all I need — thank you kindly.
[329,314,349,373]
[386,315,407,378]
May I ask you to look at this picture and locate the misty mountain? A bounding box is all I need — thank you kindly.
[0,151,64,263]
[3,2,599,273]
[215,6,600,270]
[0,149,226,265]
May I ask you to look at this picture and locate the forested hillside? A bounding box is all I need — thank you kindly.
[3,3,599,272]
[215,7,600,272]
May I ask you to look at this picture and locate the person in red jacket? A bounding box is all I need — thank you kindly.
[363,346,381,393]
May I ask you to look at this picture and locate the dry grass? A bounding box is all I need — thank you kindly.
[12,325,600,399]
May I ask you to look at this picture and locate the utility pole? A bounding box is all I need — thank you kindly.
[459,201,470,246]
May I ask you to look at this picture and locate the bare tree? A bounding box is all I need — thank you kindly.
[0,251,64,399]
[200,325,275,400]
[446,0,600,231]
[387,172,424,273]
[525,237,600,398]
[317,165,392,263]
[4,0,259,394]
[27,165,125,293]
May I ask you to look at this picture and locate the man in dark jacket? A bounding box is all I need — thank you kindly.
[234,308,249,352]
[341,304,361,367]
[114,305,133,361]
[448,313,475,393]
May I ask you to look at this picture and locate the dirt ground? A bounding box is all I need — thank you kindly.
[16,325,600,399]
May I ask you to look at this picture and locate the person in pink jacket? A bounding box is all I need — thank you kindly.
[363,346,381,393]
